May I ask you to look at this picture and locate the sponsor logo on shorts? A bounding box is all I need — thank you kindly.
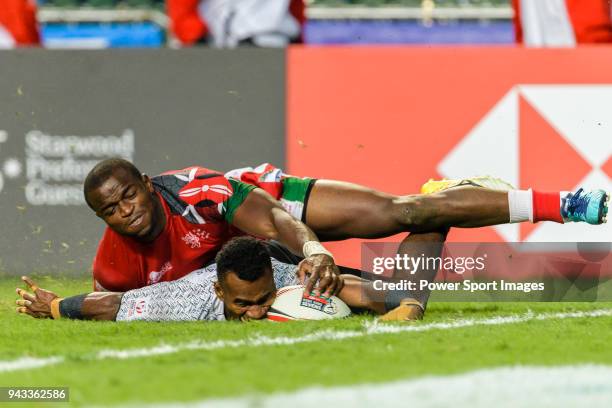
[280,199,304,220]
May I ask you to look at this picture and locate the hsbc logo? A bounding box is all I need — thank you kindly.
[439,85,612,243]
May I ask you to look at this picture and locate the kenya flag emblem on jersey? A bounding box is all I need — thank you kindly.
[153,166,234,225]
[176,168,233,207]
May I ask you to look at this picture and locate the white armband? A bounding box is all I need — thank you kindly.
[302,241,334,260]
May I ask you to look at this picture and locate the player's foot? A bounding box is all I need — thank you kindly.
[421,176,515,195]
[379,298,424,322]
[561,188,609,225]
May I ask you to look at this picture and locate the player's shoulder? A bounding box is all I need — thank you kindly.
[151,166,239,224]
[177,263,218,286]
[154,166,226,181]
[153,166,233,202]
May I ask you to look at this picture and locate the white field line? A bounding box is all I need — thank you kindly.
[2,309,612,373]
[0,356,64,373]
[154,365,612,408]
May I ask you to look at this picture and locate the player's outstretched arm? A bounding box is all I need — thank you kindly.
[16,276,121,321]
[231,188,343,297]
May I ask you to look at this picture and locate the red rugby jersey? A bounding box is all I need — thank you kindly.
[93,166,255,292]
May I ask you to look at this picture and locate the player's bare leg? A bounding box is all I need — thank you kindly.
[306,180,506,239]
[305,178,609,322]
[305,179,609,240]
[392,229,448,305]
[335,230,449,320]
[334,275,387,315]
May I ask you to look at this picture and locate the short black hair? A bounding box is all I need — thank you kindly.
[215,237,272,284]
[83,158,143,208]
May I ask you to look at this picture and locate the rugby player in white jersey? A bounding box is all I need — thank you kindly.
[16,237,390,322]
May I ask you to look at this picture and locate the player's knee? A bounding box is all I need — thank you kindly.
[391,195,439,230]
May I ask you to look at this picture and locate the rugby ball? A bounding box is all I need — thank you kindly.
[266,285,352,321]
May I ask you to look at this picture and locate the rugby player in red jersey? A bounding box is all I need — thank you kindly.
[86,160,343,298]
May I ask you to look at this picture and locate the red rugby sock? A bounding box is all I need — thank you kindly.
[532,190,563,223]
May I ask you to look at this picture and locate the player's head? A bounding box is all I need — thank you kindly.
[214,237,276,321]
[84,158,164,242]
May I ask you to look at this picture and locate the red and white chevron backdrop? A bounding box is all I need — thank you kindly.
[287,47,612,268]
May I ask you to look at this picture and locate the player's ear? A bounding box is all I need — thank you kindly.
[142,174,154,193]
[214,281,225,300]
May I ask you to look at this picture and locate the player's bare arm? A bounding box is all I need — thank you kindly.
[231,187,342,297]
[16,276,121,321]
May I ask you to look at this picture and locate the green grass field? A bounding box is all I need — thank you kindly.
[2,276,612,407]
